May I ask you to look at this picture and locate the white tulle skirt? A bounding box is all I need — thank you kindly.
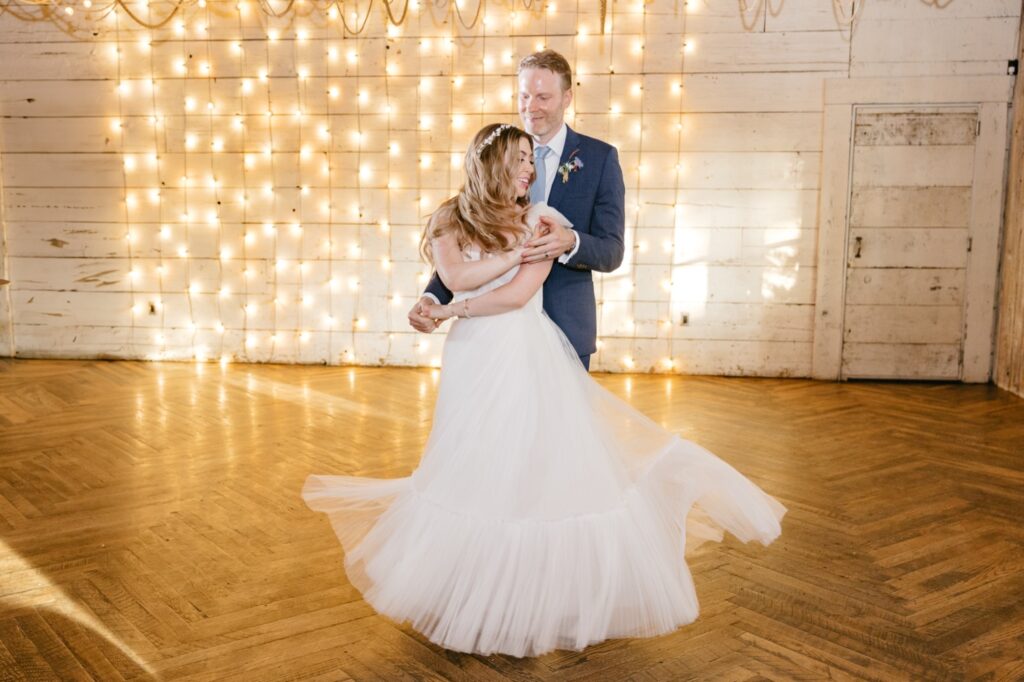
[302,295,787,657]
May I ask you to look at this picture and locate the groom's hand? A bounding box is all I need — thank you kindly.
[408,296,441,333]
[522,217,575,264]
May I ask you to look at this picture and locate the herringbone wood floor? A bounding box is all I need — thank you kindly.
[0,358,1022,681]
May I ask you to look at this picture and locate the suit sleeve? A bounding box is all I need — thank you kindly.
[561,146,626,273]
[424,271,453,304]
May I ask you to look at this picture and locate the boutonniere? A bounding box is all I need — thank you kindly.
[558,149,584,183]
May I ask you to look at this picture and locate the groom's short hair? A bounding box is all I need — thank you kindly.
[518,50,573,92]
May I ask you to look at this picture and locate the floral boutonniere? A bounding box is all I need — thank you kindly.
[558,149,584,183]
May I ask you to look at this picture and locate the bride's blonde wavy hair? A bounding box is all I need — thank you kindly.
[420,123,534,265]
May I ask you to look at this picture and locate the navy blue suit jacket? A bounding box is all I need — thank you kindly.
[424,126,626,357]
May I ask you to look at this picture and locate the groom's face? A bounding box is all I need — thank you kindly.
[518,68,573,144]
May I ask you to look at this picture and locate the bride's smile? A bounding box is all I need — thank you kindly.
[515,138,535,197]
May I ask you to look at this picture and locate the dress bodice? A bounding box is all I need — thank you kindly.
[449,202,573,309]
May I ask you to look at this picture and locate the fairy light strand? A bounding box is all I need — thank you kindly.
[143,3,168,358]
[201,1,226,359]
[236,8,253,359]
[325,30,338,359]
[113,11,138,354]
[262,16,281,357]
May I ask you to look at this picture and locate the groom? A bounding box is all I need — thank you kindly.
[407,49,626,370]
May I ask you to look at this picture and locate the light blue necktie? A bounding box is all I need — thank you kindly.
[530,145,551,204]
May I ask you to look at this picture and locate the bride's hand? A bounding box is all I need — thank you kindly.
[422,301,454,321]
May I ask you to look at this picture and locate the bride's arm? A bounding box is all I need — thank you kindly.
[424,258,553,320]
[431,230,523,292]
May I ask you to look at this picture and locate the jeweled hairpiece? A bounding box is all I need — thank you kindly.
[474,124,513,157]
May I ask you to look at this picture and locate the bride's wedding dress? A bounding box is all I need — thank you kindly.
[302,204,787,657]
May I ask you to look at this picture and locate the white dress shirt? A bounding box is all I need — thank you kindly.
[534,123,580,264]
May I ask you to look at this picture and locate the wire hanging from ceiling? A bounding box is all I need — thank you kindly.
[0,0,961,38]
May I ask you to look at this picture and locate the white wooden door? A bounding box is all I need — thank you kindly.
[840,107,978,380]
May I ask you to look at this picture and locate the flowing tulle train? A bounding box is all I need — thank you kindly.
[303,436,785,657]
[303,207,786,657]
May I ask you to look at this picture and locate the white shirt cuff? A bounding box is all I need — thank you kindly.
[422,292,441,305]
[557,230,580,264]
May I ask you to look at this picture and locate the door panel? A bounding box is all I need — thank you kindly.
[841,108,974,380]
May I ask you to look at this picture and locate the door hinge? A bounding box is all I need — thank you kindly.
[967,236,973,252]
[976,119,982,137]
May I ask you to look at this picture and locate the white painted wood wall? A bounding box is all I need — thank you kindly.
[996,10,1024,398]
[0,0,1020,376]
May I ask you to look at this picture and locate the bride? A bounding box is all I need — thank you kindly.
[302,123,787,658]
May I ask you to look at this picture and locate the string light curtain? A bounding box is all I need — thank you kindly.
[0,0,957,370]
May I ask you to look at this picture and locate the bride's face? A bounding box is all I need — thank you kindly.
[513,137,534,199]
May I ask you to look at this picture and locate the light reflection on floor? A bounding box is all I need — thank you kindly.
[0,539,154,676]
[220,371,422,427]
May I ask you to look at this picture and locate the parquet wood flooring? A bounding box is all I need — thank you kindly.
[0,358,1022,681]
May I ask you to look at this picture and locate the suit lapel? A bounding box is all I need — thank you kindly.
[546,126,581,211]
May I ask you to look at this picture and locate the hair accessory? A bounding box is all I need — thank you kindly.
[475,124,513,157]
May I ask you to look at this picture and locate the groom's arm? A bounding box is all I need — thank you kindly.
[422,272,453,305]
[561,147,626,273]
[408,272,453,333]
